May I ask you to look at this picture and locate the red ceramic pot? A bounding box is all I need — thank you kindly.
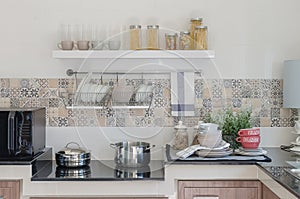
[236,135,260,149]
[238,128,260,137]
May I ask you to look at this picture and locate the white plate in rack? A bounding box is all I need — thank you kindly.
[291,130,300,135]
[235,148,267,156]
[291,141,300,146]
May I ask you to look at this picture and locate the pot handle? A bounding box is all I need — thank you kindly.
[110,143,117,148]
[146,145,156,150]
[65,142,80,149]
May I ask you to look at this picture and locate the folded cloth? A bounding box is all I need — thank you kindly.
[171,72,195,116]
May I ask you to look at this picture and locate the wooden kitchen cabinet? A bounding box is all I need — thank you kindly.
[0,180,20,199]
[31,197,167,199]
[178,180,262,199]
[262,184,280,199]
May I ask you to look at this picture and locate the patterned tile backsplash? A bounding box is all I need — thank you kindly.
[0,78,297,128]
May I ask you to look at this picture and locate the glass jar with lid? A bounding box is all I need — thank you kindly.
[179,31,192,50]
[146,25,159,49]
[174,121,188,150]
[194,25,208,50]
[165,33,177,50]
[189,18,203,49]
[129,25,142,50]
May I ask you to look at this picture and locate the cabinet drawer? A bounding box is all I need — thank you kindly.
[178,180,262,199]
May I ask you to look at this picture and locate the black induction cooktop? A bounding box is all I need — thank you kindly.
[31,160,165,181]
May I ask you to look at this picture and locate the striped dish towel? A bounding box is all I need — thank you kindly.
[171,72,195,116]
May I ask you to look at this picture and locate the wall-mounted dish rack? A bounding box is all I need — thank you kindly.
[60,69,155,110]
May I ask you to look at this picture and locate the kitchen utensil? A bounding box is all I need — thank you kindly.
[110,141,155,167]
[55,142,91,167]
[236,135,260,149]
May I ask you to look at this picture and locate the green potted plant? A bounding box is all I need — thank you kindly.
[204,109,252,150]
[221,109,252,150]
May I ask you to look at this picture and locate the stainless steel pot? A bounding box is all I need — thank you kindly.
[55,165,91,178]
[110,141,155,167]
[114,165,150,178]
[55,142,91,167]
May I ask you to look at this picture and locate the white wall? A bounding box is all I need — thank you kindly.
[1,0,300,78]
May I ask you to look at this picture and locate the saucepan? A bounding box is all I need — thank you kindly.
[110,141,155,167]
[55,142,91,167]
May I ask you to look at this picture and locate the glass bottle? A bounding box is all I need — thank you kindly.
[146,25,159,49]
[174,121,188,150]
[194,26,208,50]
[179,31,192,50]
[165,33,177,50]
[129,25,142,50]
[189,18,203,50]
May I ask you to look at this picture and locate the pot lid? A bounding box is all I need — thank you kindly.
[58,142,89,155]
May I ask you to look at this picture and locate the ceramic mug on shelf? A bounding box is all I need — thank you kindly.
[108,40,121,50]
[236,135,260,149]
[57,41,74,50]
[76,40,92,50]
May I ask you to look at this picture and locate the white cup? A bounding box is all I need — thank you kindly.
[91,40,104,50]
[108,40,121,50]
[296,136,300,144]
[295,121,300,132]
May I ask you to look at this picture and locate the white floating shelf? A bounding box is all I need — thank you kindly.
[52,50,215,59]
[66,106,150,109]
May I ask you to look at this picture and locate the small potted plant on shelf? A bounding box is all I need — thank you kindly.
[204,108,252,150]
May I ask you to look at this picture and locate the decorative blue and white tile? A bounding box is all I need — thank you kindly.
[232,98,242,108]
[0,78,10,88]
[251,117,260,127]
[154,97,167,108]
[232,79,242,88]
[203,98,212,108]
[0,88,10,97]
[145,108,154,117]
[271,118,281,127]
[10,98,20,108]
[38,98,49,108]
[106,117,116,127]
[58,79,70,88]
[9,88,20,98]
[271,108,280,118]
[260,79,272,90]
[223,79,232,88]
[116,117,126,127]
[212,87,223,99]
[232,88,242,98]
[0,98,10,107]
[57,117,68,127]
[195,79,203,98]
[49,98,59,107]
[280,117,290,127]
[34,79,49,88]
[20,79,33,88]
